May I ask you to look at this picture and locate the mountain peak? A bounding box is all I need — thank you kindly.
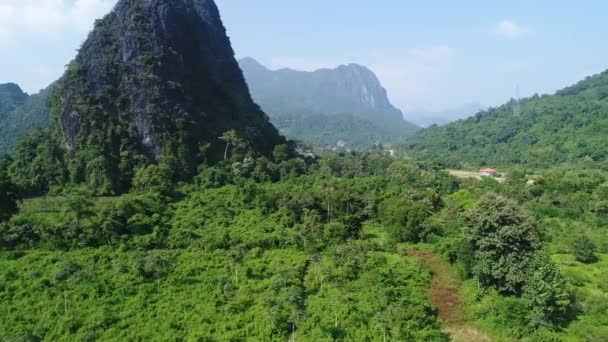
[0,83,28,114]
[51,0,284,191]
[0,83,25,93]
[339,63,372,72]
[239,57,268,71]
[239,58,419,147]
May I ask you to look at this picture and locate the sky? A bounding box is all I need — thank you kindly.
[1,0,607,113]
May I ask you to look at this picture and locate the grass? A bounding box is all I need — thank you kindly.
[14,196,122,227]
[553,253,608,294]
[553,253,608,341]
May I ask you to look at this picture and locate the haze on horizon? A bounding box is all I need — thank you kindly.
[1,0,606,114]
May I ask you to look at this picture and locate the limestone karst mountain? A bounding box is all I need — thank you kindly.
[49,0,284,189]
[239,57,419,148]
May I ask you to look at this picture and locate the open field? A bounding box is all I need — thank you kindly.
[446,169,507,183]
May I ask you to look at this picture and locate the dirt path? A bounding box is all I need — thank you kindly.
[405,249,493,342]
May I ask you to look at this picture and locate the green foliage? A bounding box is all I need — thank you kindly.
[131,164,174,195]
[464,193,540,294]
[219,129,249,161]
[0,222,40,248]
[405,71,608,169]
[271,112,416,150]
[0,156,19,221]
[0,152,455,340]
[0,83,52,155]
[8,129,66,195]
[523,252,575,328]
[2,148,606,340]
[379,198,433,243]
[300,247,448,341]
[572,235,598,263]
[272,143,291,162]
[0,83,27,113]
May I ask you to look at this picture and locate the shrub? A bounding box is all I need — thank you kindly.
[572,236,598,263]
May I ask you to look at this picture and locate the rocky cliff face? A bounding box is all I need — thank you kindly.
[324,63,396,113]
[239,57,417,135]
[53,0,283,175]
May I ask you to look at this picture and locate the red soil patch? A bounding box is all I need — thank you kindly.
[404,249,464,325]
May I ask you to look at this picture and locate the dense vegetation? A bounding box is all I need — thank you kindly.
[1,146,454,341]
[1,134,607,340]
[0,83,52,155]
[272,113,403,150]
[404,70,608,170]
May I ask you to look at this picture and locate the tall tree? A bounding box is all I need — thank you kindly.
[0,156,18,221]
[464,193,540,294]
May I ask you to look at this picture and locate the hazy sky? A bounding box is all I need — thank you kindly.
[1,0,607,112]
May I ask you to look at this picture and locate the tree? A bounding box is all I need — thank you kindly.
[85,156,113,195]
[572,236,598,264]
[273,144,291,163]
[523,252,575,327]
[135,252,176,289]
[0,222,40,248]
[464,193,540,294]
[63,192,96,230]
[219,130,247,161]
[8,129,66,195]
[0,158,18,221]
[379,197,431,243]
[228,245,246,284]
[131,164,174,195]
[56,191,97,246]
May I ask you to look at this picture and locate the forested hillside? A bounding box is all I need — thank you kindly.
[404,71,608,169]
[0,84,52,155]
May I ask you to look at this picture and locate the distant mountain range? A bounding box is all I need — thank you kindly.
[404,71,608,169]
[407,102,485,128]
[0,83,52,155]
[239,57,419,149]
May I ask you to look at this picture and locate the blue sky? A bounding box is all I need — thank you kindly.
[1,0,607,112]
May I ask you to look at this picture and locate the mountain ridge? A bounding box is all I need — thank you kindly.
[404,70,608,169]
[0,83,52,155]
[239,57,419,148]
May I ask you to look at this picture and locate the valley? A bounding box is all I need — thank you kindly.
[0,0,607,341]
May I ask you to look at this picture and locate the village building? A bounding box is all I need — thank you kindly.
[480,168,498,177]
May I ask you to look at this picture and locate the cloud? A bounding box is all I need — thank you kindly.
[493,20,533,38]
[0,0,116,43]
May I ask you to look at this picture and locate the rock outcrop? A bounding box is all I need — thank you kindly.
[53,0,284,173]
